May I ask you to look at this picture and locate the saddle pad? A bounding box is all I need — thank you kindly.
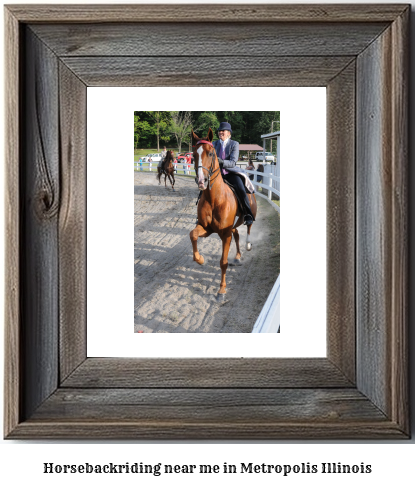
[239,172,256,194]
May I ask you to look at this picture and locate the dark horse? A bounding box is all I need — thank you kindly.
[190,128,257,301]
[156,150,176,191]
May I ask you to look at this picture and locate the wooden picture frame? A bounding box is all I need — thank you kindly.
[4,4,409,439]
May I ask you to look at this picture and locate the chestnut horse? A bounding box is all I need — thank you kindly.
[190,128,257,301]
[156,150,176,191]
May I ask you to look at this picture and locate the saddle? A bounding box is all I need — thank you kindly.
[161,158,170,172]
[195,179,244,214]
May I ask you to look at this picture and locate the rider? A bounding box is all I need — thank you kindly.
[213,122,255,225]
[158,146,167,170]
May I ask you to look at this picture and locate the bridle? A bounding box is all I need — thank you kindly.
[194,140,221,190]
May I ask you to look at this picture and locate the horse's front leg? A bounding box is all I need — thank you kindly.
[218,232,232,300]
[167,172,175,192]
[164,173,168,188]
[189,224,212,265]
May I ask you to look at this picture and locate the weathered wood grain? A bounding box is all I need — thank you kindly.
[4,5,21,438]
[326,62,356,382]
[31,22,388,57]
[356,9,408,425]
[389,6,409,436]
[32,388,386,423]
[58,63,87,381]
[8,410,406,441]
[62,358,353,389]
[357,30,391,416]
[60,56,354,87]
[6,4,409,23]
[8,421,406,441]
[20,28,60,420]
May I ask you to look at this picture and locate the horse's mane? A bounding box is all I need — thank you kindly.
[164,150,174,166]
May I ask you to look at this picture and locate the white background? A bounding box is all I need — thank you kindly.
[87,86,326,357]
[1,0,415,485]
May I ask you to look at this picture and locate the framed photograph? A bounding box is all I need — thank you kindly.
[4,4,409,439]
[87,88,325,357]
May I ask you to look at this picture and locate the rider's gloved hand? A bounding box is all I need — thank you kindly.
[217,158,224,168]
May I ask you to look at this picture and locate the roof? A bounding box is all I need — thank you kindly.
[239,144,263,151]
[261,130,280,140]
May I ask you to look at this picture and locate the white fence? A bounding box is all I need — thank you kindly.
[134,161,280,213]
[245,166,280,214]
[246,165,280,333]
[252,275,280,333]
[135,161,195,175]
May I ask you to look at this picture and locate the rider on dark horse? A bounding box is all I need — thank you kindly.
[213,122,255,226]
[158,146,167,171]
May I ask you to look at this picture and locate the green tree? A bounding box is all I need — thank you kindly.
[253,112,280,151]
[146,111,171,151]
[192,112,220,139]
[134,112,154,149]
[134,110,280,151]
[170,111,193,152]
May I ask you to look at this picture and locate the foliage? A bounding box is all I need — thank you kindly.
[134,113,154,150]
[145,111,171,151]
[170,111,193,153]
[134,111,280,152]
[191,112,220,138]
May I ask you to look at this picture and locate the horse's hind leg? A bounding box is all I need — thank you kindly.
[232,228,242,265]
[246,223,253,251]
[190,225,212,265]
[218,233,232,300]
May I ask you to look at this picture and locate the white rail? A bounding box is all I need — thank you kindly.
[245,169,280,214]
[134,162,280,213]
[246,166,280,333]
[252,275,280,333]
[134,161,195,175]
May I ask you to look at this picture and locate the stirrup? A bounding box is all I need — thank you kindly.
[244,215,253,226]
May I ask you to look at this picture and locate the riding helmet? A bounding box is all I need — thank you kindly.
[217,122,232,133]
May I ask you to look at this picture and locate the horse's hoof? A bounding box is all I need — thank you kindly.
[246,243,252,251]
[194,255,205,266]
[232,258,242,266]
[217,293,226,303]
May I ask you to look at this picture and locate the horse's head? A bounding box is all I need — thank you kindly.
[192,128,218,190]
[165,150,173,163]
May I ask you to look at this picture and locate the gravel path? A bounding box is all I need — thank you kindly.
[134,171,280,333]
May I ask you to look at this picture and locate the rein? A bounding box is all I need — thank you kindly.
[194,140,221,190]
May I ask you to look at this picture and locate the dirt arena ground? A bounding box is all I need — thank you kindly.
[134,171,280,333]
